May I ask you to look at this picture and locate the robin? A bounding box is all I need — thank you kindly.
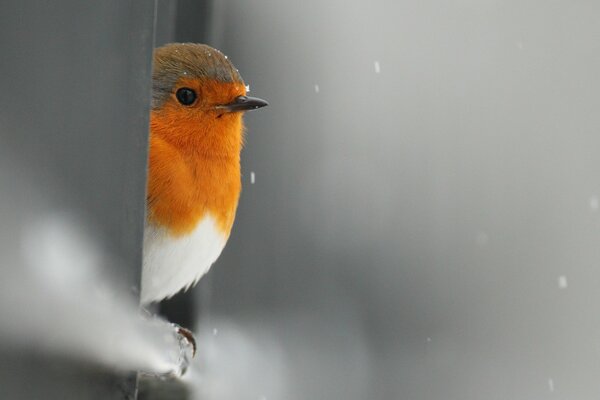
[141,43,267,306]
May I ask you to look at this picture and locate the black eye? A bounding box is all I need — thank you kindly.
[176,87,197,105]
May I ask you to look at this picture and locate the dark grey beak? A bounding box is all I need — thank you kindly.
[220,95,269,112]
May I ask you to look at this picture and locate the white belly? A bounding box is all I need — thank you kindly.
[141,214,227,304]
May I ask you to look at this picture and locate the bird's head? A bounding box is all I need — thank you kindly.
[150,43,267,155]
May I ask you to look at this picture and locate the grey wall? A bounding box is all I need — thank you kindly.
[188,1,600,399]
[0,1,155,398]
[0,0,154,284]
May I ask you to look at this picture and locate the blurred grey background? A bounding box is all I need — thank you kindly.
[179,1,600,399]
[1,0,600,399]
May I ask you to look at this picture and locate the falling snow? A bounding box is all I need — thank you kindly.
[250,172,256,184]
[314,84,320,93]
[558,275,568,289]
[476,231,489,246]
[590,195,599,211]
[213,328,218,336]
[245,84,251,92]
[374,61,381,74]
[426,337,431,343]
[548,378,555,392]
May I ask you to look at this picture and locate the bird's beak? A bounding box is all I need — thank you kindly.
[218,95,269,112]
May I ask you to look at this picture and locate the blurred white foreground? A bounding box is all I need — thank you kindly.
[0,150,371,399]
[0,154,186,377]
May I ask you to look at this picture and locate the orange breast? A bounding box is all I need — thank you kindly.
[146,106,244,237]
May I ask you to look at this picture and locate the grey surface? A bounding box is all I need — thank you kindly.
[0,1,155,398]
[189,1,600,399]
[0,352,137,400]
[0,1,153,278]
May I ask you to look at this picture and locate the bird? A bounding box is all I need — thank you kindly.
[141,43,268,305]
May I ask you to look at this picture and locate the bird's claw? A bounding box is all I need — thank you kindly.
[138,321,197,379]
[165,323,196,377]
[175,325,197,357]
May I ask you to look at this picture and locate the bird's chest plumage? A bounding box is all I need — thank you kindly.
[141,137,241,303]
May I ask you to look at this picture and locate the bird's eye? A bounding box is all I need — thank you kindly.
[175,87,197,106]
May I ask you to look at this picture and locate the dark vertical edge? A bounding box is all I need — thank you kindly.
[154,0,178,46]
[175,0,213,43]
[122,0,155,291]
[124,0,156,398]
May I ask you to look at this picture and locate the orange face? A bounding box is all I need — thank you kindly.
[152,78,247,149]
[147,78,249,237]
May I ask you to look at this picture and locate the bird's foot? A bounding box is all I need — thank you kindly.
[175,324,197,357]
[165,322,196,377]
[137,317,197,379]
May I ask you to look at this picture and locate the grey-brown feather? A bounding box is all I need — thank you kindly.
[152,43,244,110]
